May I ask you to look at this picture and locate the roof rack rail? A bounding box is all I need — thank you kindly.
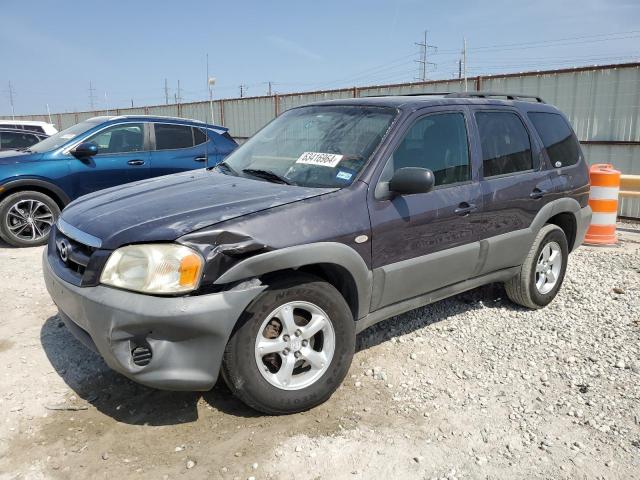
[445,91,545,103]
[363,92,448,98]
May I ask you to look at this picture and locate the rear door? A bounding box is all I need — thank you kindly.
[368,107,483,310]
[66,122,151,197]
[470,107,555,275]
[150,123,212,176]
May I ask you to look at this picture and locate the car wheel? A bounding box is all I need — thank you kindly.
[0,191,60,248]
[505,224,568,309]
[222,273,355,414]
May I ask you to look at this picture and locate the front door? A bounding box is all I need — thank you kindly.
[67,122,151,198]
[368,109,483,311]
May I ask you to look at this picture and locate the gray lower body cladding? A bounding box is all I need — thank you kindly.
[42,248,266,391]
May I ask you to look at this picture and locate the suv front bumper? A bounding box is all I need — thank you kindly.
[42,248,265,391]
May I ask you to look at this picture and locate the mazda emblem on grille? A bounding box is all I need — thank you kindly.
[58,239,71,263]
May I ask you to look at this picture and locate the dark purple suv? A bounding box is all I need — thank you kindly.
[43,92,591,414]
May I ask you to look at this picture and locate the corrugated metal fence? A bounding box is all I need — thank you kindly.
[4,63,640,216]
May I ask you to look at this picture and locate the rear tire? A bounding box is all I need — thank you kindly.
[0,191,60,248]
[222,273,355,415]
[505,224,568,309]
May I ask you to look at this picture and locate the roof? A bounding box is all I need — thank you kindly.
[85,115,228,131]
[0,127,46,134]
[308,93,560,113]
[0,119,54,126]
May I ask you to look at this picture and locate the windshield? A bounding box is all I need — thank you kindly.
[219,105,397,188]
[28,120,102,153]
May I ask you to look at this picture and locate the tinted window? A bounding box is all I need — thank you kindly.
[0,131,40,149]
[22,125,45,134]
[193,127,207,145]
[85,123,144,154]
[528,112,580,167]
[381,112,470,187]
[155,124,194,150]
[476,111,532,177]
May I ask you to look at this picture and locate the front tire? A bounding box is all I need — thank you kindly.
[0,191,60,248]
[222,273,355,415]
[505,224,568,309]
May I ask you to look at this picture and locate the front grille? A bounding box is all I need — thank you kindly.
[55,230,94,276]
[48,225,110,287]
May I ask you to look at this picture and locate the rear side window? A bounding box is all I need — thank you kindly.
[22,125,45,134]
[154,124,194,150]
[1,131,41,149]
[193,127,208,145]
[476,111,533,177]
[528,112,580,167]
[380,112,470,187]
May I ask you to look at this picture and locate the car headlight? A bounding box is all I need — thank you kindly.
[100,244,204,294]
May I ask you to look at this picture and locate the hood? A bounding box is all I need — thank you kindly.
[61,169,336,249]
[0,150,41,165]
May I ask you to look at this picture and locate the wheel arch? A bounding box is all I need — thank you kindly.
[530,197,583,252]
[0,178,70,210]
[214,242,372,320]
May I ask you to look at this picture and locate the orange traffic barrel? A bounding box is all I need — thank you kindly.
[584,163,621,245]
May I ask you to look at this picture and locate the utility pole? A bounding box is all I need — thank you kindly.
[104,91,110,114]
[462,37,468,92]
[88,81,96,110]
[176,80,182,104]
[458,59,462,80]
[207,54,216,124]
[267,81,273,96]
[239,84,247,98]
[46,103,52,124]
[7,81,15,120]
[414,30,437,82]
[164,78,169,105]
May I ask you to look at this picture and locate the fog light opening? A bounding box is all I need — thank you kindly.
[131,344,152,367]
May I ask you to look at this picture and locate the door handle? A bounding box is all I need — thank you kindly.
[454,202,477,216]
[530,188,547,199]
[194,156,207,162]
[127,159,145,166]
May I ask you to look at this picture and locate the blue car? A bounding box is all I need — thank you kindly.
[0,115,237,247]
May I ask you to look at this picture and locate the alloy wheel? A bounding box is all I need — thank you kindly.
[254,301,335,391]
[535,241,562,294]
[6,199,54,242]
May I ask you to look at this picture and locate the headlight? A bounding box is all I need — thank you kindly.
[100,244,204,294]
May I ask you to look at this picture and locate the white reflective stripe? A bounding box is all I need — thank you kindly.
[590,186,619,200]
[590,212,618,225]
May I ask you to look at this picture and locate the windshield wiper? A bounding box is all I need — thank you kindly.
[16,148,33,153]
[242,168,292,185]
[212,160,239,175]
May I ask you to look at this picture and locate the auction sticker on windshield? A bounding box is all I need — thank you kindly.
[296,152,343,168]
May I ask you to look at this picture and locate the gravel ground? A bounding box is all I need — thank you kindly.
[0,223,639,480]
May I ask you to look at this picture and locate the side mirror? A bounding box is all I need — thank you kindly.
[71,142,98,159]
[388,167,435,195]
